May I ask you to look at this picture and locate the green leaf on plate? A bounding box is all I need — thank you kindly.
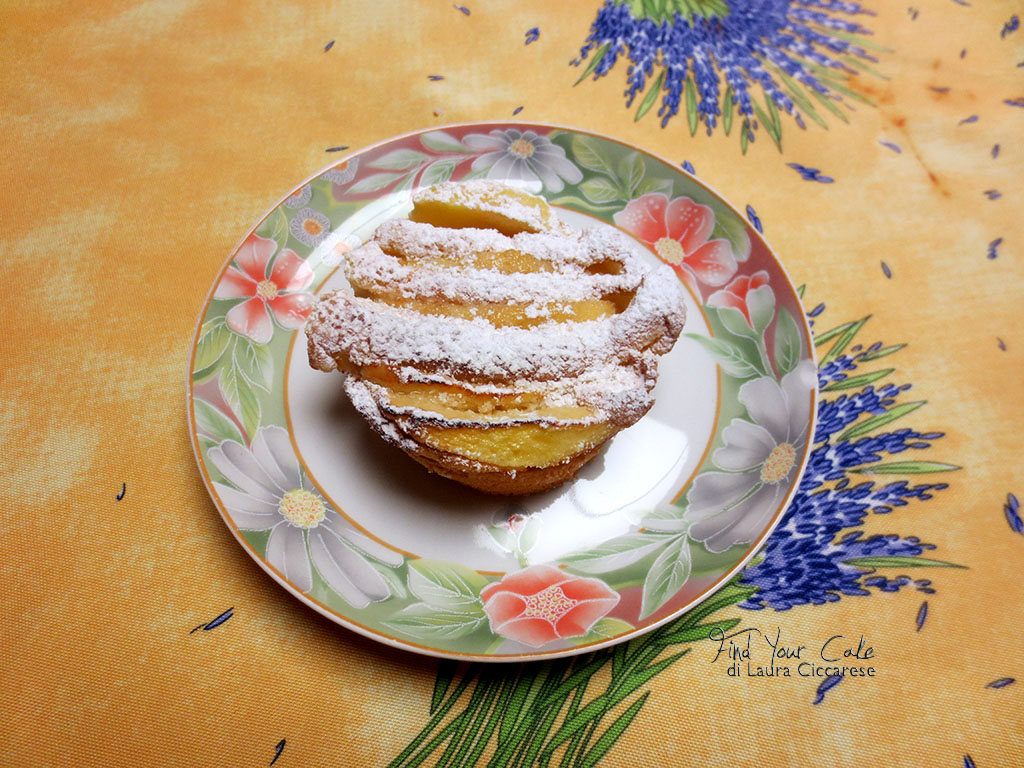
[195,321,231,371]
[579,176,621,205]
[568,617,635,646]
[255,206,289,245]
[347,172,404,194]
[774,306,802,377]
[562,531,675,574]
[420,157,458,187]
[844,556,966,570]
[233,336,274,391]
[715,305,758,339]
[686,333,764,379]
[640,535,691,619]
[838,400,925,442]
[571,133,617,178]
[420,131,470,153]
[219,364,261,440]
[709,207,751,262]
[383,602,487,641]
[746,284,775,336]
[197,434,218,453]
[850,461,961,475]
[407,559,489,611]
[194,397,245,445]
[617,152,646,197]
[636,176,674,196]
[634,70,665,123]
[372,561,408,600]
[370,148,430,170]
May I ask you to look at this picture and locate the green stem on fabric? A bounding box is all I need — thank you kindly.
[461,677,516,768]
[436,673,495,768]
[387,665,479,768]
[446,674,504,768]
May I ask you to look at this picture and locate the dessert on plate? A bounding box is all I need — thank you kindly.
[305,181,686,495]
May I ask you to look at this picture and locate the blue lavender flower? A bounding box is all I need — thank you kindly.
[1002,14,1019,38]
[739,309,953,611]
[746,204,763,232]
[788,162,834,182]
[574,0,878,142]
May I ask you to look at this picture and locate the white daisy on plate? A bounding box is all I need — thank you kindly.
[685,361,816,553]
[463,129,583,193]
[208,425,403,607]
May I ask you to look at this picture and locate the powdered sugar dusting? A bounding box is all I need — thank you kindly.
[305,182,687,481]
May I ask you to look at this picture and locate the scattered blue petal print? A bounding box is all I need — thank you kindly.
[512,105,524,115]
[1002,15,1020,38]
[908,8,919,20]
[985,677,1015,689]
[960,48,967,58]
[881,261,892,278]
[681,160,695,175]
[992,144,1000,158]
[813,674,843,705]
[525,27,540,45]
[788,163,834,183]
[984,189,1002,200]
[988,238,1003,259]
[454,4,470,15]
[929,86,951,94]
[880,140,902,153]
[964,755,977,768]
[746,204,763,233]
[325,146,348,153]
[1004,98,1024,108]
[916,600,928,630]
[190,607,234,634]
[959,115,979,125]
[428,75,445,81]
[270,739,286,766]
[1006,493,1023,533]
[997,337,1007,351]
[324,40,335,52]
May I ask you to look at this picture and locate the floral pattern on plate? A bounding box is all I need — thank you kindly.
[188,123,816,660]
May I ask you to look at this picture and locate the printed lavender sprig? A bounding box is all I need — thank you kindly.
[572,0,884,151]
[392,302,960,767]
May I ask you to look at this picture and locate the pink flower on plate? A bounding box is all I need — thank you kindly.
[480,565,619,648]
[614,193,738,292]
[707,270,773,328]
[215,234,316,344]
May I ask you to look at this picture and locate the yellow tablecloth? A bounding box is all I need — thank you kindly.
[2,1,1022,765]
